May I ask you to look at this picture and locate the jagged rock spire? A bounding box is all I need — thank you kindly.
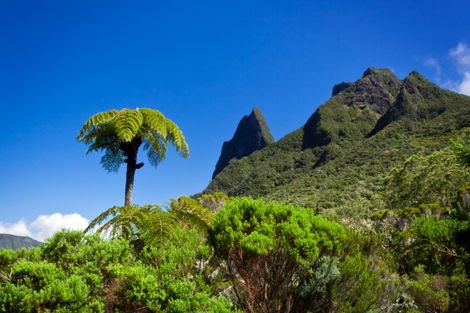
[212,107,274,178]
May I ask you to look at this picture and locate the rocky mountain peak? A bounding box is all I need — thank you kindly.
[362,67,395,77]
[368,70,453,136]
[332,82,352,96]
[303,67,402,149]
[212,107,274,178]
[332,67,401,114]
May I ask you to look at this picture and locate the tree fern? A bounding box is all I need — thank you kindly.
[85,195,219,246]
[78,107,189,205]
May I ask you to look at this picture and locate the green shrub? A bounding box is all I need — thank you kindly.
[210,197,346,313]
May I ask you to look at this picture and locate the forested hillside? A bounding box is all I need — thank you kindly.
[206,68,470,218]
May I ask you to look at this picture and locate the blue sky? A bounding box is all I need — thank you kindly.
[1,0,470,239]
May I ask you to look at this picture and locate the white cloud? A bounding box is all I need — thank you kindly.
[449,42,470,95]
[30,213,89,241]
[450,43,470,67]
[0,213,89,242]
[458,72,470,96]
[0,220,33,238]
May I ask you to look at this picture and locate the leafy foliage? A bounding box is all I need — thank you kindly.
[0,229,239,313]
[383,148,470,209]
[452,140,470,167]
[210,197,346,313]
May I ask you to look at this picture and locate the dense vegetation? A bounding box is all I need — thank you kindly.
[1,69,469,312]
[1,138,469,312]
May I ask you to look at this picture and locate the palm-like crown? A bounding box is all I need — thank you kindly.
[77,108,189,172]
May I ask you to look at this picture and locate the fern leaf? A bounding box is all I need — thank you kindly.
[77,110,118,140]
[166,119,189,157]
[139,108,168,138]
[85,206,121,233]
[114,109,144,142]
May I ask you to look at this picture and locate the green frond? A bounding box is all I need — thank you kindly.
[143,136,167,167]
[141,210,177,245]
[88,205,155,239]
[165,119,189,157]
[139,108,168,138]
[77,110,118,140]
[85,206,121,233]
[114,109,144,142]
[169,197,214,229]
[101,148,124,172]
[85,131,119,154]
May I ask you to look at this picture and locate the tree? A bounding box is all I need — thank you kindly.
[210,197,346,313]
[77,108,189,206]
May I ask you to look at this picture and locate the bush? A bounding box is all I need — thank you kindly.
[210,197,346,313]
[0,229,239,313]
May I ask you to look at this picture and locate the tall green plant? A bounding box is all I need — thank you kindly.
[77,108,189,205]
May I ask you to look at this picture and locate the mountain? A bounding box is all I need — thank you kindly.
[205,68,470,215]
[0,234,41,250]
[212,107,274,178]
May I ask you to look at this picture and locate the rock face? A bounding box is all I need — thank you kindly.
[368,71,448,136]
[332,82,352,96]
[303,67,402,149]
[0,234,41,250]
[212,107,274,178]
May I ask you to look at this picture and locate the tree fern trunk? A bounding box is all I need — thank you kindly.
[125,159,136,206]
[123,137,142,206]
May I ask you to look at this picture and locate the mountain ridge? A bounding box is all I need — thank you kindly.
[0,233,41,250]
[205,68,470,214]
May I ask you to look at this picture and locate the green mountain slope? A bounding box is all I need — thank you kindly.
[205,68,470,215]
[0,234,41,250]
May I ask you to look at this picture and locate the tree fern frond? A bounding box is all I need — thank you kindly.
[139,108,168,138]
[165,119,189,157]
[169,197,214,229]
[81,123,116,143]
[101,148,124,172]
[85,206,121,233]
[143,136,167,167]
[141,210,177,245]
[86,134,119,154]
[77,110,118,140]
[114,109,144,142]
